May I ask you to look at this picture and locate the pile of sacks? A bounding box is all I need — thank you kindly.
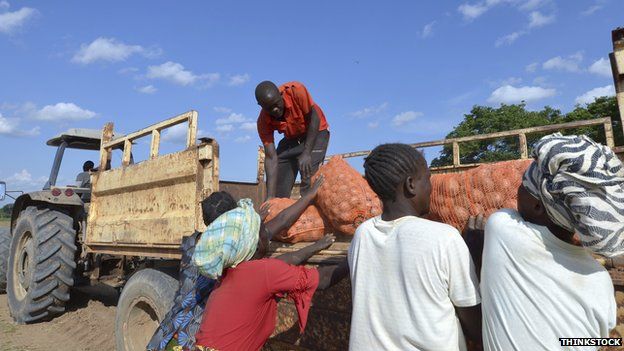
[428,159,532,233]
[263,156,533,242]
[262,156,382,243]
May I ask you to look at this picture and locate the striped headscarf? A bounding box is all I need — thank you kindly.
[192,198,261,279]
[522,133,624,257]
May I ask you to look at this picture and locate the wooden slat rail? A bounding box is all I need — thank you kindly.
[325,117,615,167]
[99,110,198,169]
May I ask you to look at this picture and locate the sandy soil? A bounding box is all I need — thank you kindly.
[0,284,119,351]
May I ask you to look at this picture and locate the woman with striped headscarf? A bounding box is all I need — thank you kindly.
[480,133,620,351]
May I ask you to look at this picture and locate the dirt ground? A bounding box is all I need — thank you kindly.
[0,285,119,351]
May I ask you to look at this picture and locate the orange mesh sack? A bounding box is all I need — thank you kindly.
[312,156,382,235]
[429,159,533,233]
[262,198,331,243]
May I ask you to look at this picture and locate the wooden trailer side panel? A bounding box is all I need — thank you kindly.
[85,111,219,259]
[87,149,199,248]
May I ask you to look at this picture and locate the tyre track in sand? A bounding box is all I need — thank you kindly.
[0,284,118,351]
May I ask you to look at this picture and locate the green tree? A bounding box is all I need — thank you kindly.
[431,96,622,167]
[0,204,13,218]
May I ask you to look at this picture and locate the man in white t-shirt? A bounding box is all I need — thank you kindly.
[477,134,620,351]
[348,143,482,351]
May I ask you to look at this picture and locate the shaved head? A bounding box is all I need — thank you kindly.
[255,81,284,118]
[255,81,279,103]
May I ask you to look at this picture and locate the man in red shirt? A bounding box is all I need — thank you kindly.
[255,81,330,199]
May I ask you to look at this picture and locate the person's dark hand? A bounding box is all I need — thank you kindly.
[464,214,486,279]
[298,152,313,179]
[259,203,272,221]
[467,214,486,232]
[314,233,335,251]
[308,174,324,197]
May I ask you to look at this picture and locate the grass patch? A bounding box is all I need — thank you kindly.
[0,219,9,228]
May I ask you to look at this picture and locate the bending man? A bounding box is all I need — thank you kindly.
[255,81,330,199]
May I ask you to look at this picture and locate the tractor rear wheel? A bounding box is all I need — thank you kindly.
[7,207,77,323]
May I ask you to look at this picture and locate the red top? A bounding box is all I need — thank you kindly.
[195,258,320,351]
[257,81,329,145]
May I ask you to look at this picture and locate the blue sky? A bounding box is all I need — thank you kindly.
[0,0,621,205]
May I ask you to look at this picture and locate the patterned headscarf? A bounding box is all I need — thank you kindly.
[192,198,261,279]
[522,133,624,257]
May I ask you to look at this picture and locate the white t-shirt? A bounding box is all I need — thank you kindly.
[348,216,481,351]
[481,209,616,351]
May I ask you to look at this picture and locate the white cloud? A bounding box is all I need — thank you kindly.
[228,74,250,86]
[488,85,556,104]
[368,121,380,129]
[0,113,19,134]
[525,62,539,72]
[581,1,606,16]
[235,135,251,143]
[519,0,550,11]
[420,21,436,38]
[392,111,423,127]
[137,85,157,94]
[8,169,31,182]
[147,61,220,87]
[31,102,97,121]
[216,113,247,125]
[528,11,554,28]
[458,2,491,20]
[216,124,234,133]
[0,113,39,136]
[213,107,232,114]
[240,122,256,131]
[532,76,548,85]
[72,37,159,64]
[495,31,526,47]
[542,52,583,72]
[350,102,388,118]
[4,169,47,189]
[575,85,615,105]
[588,58,612,78]
[458,0,548,21]
[0,1,9,10]
[0,5,36,34]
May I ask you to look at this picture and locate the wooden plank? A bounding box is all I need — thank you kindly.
[93,149,198,194]
[99,123,114,170]
[150,129,160,159]
[122,139,132,166]
[615,50,624,77]
[519,133,528,159]
[612,53,624,139]
[604,119,615,149]
[103,110,195,149]
[452,142,460,166]
[186,110,198,148]
[85,244,182,260]
[257,146,265,183]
